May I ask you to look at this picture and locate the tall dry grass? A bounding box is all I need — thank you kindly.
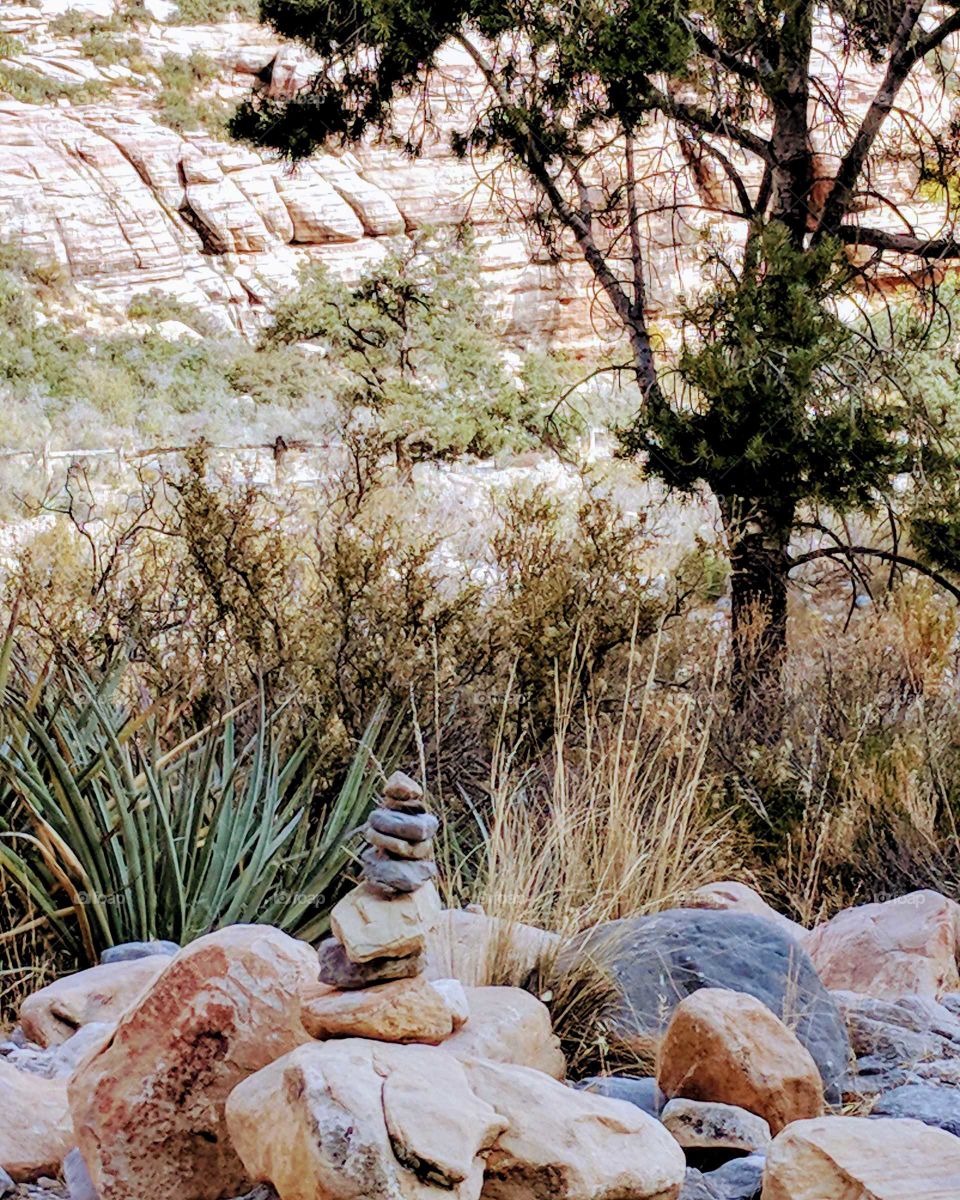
[451,631,741,938]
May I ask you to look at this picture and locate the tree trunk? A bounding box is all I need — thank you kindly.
[721,505,793,720]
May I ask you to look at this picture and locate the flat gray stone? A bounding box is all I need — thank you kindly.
[360,846,437,894]
[704,1154,765,1200]
[872,1083,960,1136]
[317,937,423,989]
[575,1075,663,1117]
[369,808,439,843]
[564,909,850,1104]
[100,940,179,964]
[0,1167,14,1198]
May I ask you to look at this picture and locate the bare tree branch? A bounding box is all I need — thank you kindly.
[835,224,960,258]
[790,544,960,603]
[816,1,960,238]
[643,85,774,162]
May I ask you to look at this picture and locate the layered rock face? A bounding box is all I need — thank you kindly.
[4,2,950,355]
[0,3,613,349]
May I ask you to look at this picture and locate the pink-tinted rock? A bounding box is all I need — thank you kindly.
[686,882,806,942]
[0,1061,74,1181]
[804,890,960,1000]
[68,925,316,1200]
[20,957,170,1047]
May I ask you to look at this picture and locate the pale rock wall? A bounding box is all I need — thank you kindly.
[0,0,954,350]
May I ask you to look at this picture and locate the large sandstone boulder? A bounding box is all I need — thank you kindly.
[657,989,825,1135]
[565,909,849,1102]
[684,883,805,942]
[804,890,960,1000]
[424,908,559,987]
[226,1039,506,1200]
[442,986,565,1078]
[463,1057,686,1200]
[0,1061,75,1181]
[68,925,317,1200]
[20,956,170,1047]
[761,1115,960,1199]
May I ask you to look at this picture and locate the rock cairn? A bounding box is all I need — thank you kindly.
[318,771,442,989]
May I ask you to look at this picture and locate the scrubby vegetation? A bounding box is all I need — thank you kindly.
[0,233,570,454]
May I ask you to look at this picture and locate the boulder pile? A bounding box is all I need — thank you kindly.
[3,841,960,1200]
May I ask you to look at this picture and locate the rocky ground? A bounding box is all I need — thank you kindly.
[2,779,960,1200]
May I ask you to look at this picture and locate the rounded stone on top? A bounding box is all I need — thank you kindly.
[383,771,425,810]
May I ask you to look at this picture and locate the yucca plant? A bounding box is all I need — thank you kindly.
[0,655,404,963]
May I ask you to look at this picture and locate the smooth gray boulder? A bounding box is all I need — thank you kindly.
[575,1074,664,1117]
[872,1083,960,1136]
[680,1168,722,1199]
[704,1154,764,1200]
[100,940,179,965]
[564,909,850,1103]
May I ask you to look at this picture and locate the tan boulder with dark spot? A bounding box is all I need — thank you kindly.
[0,1061,75,1181]
[803,890,960,1000]
[463,1057,686,1200]
[762,1115,960,1199]
[68,925,316,1200]
[20,957,170,1047]
[656,989,824,1134]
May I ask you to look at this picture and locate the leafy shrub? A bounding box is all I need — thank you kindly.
[155,51,228,132]
[173,0,261,21]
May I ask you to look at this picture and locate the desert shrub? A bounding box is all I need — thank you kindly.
[0,62,111,104]
[155,51,227,133]
[0,659,405,964]
[173,0,260,21]
[7,448,667,788]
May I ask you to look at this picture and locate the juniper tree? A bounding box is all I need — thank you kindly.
[232,0,960,702]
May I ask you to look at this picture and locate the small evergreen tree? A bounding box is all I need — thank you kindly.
[233,1,960,705]
[263,230,578,469]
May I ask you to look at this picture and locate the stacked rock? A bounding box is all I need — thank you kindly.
[361,770,439,896]
[317,771,442,990]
